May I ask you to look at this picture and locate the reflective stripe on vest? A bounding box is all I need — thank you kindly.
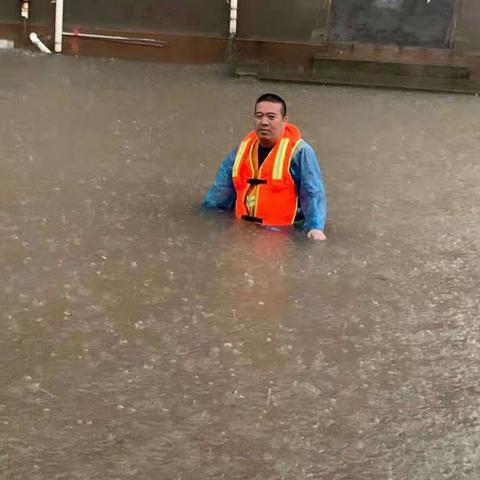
[232,140,251,179]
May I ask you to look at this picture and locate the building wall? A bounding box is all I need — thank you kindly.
[0,3,18,22]
[0,0,228,36]
[329,0,455,48]
[454,0,480,53]
[237,0,330,44]
[1,0,480,54]
[64,0,228,36]
[0,0,52,24]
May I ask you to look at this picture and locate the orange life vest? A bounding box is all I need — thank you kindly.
[232,123,303,226]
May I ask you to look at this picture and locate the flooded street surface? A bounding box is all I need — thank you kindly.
[1,51,480,479]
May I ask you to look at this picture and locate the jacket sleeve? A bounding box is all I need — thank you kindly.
[290,141,327,231]
[203,147,237,210]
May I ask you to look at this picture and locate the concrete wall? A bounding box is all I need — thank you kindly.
[454,0,480,53]
[0,0,228,36]
[237,0,330,44]
[64,0,228,36]
[0,3,18,22]
[0,0,51,24]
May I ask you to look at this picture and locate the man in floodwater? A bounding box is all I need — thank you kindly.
[204,93,327,240]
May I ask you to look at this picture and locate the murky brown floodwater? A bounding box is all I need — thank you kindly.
[1,50,480,480]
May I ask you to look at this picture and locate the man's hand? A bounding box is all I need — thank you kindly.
[307,229,327,241]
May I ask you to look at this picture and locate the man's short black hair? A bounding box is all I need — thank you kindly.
[255,93,287,117]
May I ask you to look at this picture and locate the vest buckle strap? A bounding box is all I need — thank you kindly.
[247,178,267,185]
[241,215,263,224]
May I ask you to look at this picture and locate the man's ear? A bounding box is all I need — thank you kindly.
[283,115,288,124]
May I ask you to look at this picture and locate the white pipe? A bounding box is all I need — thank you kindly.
[229,0,238,36]
[21,1,29,20]
[55,0,64,53]
[0,39,15,50]
[29,32,52,54]
[63,32,165,45]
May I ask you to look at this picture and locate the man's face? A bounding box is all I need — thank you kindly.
[254,101,287,147]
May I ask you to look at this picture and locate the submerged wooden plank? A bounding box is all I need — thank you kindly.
[313,57,470,80]
[249,67,480,94]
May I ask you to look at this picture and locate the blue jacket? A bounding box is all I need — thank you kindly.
[204,140,327,231]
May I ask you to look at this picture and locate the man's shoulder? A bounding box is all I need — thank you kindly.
[293,139,317,157]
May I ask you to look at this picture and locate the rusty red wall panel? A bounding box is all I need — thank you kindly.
[63,32,228,63]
